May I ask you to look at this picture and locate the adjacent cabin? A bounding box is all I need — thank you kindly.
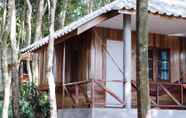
[21,0,186,118]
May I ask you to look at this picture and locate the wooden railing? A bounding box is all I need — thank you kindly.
[150,82,186,109]
[93,79,125,107]
[62,80,186,109]
[63,80,91,107]
[132,81,186,109]
[63,79,125,108]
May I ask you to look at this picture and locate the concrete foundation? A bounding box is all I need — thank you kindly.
[58,108,186,118]
[57,109,92,118]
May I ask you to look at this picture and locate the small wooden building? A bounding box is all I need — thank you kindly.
[21,0,186,117]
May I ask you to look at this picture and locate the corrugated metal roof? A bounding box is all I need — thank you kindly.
[21,0,186,53]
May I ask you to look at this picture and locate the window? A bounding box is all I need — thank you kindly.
[148,49,153,80]
[158,49,170,81]
[22,61,28,74]
[19,60,28,75]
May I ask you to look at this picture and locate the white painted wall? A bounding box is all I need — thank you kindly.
[106,40,123,106]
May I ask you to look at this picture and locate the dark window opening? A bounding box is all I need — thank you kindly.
[148,49,153,80]
[70,50,79,82]
[19,60,28,75]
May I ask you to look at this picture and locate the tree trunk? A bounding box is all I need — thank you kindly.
[1,36,10,118]
[32,0,44,85]
[34,0,44,41]
[11,64,20,118]
[136,0,151,118]
[2,48,11,118]
[47,0,57,117]
[8,0,20,117]
[58,0,69,29]
[85,0,94,14]
[26,0,33,82]
[1,2,11,118]
[0,50,3,92]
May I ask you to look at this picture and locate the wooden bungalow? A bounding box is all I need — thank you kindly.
[21,0,186,117]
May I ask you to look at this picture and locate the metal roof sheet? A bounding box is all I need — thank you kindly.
[21,0,186,53]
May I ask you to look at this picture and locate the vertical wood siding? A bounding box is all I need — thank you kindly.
[35,27,186,108]
[94,27,186,83]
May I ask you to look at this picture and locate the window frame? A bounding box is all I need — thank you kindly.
[157,48,171,82]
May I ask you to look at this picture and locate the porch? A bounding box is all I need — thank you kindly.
[51,27,186,110]
[59,79,186,109]
[36,14,186,110]
[20,3,186,112]
[17,0,186,117]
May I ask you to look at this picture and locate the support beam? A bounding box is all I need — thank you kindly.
[160,84,181,105]
[62,43,66,107]
[77,12,118,35]
[123,14,132,108]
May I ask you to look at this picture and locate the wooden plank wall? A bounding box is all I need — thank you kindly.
[36,45,64,85]
[61,30,93,107]
[180,38,186,83]
[94,27,186,83]
[65,30,92,83]
[35,30,92,107]
[55,44,64,83]
[37,47,48,85]
[35,27,186,108]
[35,27,186,84]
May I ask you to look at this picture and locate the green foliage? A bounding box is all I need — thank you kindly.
[19,99,33,118]
[56,0,113,27]
[20,83,50,118]
[65,0,85,24]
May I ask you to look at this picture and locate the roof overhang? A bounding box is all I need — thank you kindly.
[98,13,186,36]
[21,0,186,53]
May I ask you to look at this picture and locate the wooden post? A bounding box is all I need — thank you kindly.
[75,85,79,106]
[181,84,184,105]
[91,80,95,107]
[123,14,132,108]
[156,83,159,105]
[62,43,66,108]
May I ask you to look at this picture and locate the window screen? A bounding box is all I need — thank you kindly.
[158,49,170,81]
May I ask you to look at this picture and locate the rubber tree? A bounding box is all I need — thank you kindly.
[136,0,151,118]
[58,0,69,29]
[8,0,20,117]
[25,0,33,82]
[47,0,58,117]
[1,2,11,117]
[32,0,45,86]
